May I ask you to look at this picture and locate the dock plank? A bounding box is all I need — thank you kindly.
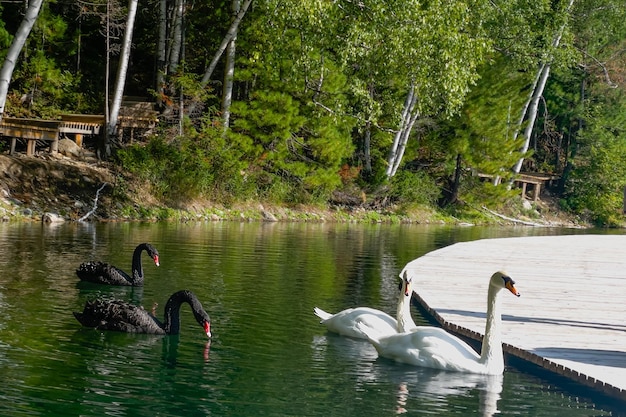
[402,234,626,401]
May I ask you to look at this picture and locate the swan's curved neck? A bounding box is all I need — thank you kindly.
[163,294,185,335]
[163,290,204,335]
[480,285,504,371]
[130,244,147,284]
[396,283,417,332]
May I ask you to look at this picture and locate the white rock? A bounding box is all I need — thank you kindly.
[42,212,65,223]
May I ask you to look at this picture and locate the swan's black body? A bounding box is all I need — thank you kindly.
[73,290,211,337]
[76,243,160,286]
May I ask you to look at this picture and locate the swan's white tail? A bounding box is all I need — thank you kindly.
[313,307,332,321]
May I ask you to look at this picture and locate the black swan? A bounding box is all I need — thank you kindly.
[73,290,211,337]
[76,243,160,286]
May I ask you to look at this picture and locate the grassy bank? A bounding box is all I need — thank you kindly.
[0,154,588,227]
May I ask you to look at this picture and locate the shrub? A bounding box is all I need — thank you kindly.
[389,170,440,206]
[115,121,250,205]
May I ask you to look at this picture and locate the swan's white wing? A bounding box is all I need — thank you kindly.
[369,326,486,373]
[412,327,481,362]
[317,307,397,339]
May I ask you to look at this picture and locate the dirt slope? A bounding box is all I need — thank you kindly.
[0,154,117,220]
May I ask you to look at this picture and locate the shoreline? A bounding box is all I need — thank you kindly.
[0,154,590,228]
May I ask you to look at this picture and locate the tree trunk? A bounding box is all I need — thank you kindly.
[441,153,463,206]
[200,0,252,85]
[390,109,419,177]
[363,121,372,174]
[0,0,44,118]
[510,0,575,178]
[108,0,139,139]
[361,83,376,175]
[221,0,241,130]
[451,153,462,204]
[102,0,111,160]
[386,84,419,178]
[168,0,184,75]
[156,0,167,102]
[511,63,551,175]
[385,84,416,178]
[185,0,251,116]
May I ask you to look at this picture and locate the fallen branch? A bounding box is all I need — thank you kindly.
[78,182,108,222]
[481,206,545,227]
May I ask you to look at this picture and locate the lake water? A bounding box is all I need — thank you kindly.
[0,221,623,416]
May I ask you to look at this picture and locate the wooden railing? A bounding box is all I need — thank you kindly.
[58,114,105,147]
[1,99,158,156]
[0,117,60,156]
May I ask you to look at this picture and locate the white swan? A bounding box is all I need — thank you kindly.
[313,271,418,339]
[357,271,520,375]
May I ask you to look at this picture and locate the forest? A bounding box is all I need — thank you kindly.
[1,0,625,226]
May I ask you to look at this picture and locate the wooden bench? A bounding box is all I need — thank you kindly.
[117,97,158,142]
[517,172,560,202]
[0,117,60,156]
[475,172,560,202]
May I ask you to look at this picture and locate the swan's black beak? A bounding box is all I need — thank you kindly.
[153,255,160,267]
[505,280,521,297]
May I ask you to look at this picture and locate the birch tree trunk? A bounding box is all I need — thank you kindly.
[385,85,414,178]
[102,0,111,159]
[0,0,44,119]
[221,0,240,129]
[385,84,419,178]
[185,0,251,115]
[510,63,551,175]
[108,0,139,138]
[168,0,184,75]
[510,0,575,177]
[200,0,252,85]
[390,108,419,177]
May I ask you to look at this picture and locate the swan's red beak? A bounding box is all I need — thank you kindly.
[506,280,520,297]
[204,321,212,338]
[404,281,411,297]
[153,255,160,267]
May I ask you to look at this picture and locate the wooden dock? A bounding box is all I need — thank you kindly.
[402,234,626,402]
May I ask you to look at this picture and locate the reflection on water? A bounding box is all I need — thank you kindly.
[0,221,621,416]
[312,331,506,416]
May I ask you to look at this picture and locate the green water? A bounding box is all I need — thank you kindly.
[0,221,622,416]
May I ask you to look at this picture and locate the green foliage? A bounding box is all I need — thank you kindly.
[0,4,9,51]
[389,170,440,206]
[1,0,625,224]
[229,86,354,204]
[563,88,626,226]
[11,54,86,117]
[485,0,567,70]
[455,57,530,178]
[158,71,214,108]
[243,0,492,189]
[115,121,250,205]
[458,175,520,210]
[3,2,87,117]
